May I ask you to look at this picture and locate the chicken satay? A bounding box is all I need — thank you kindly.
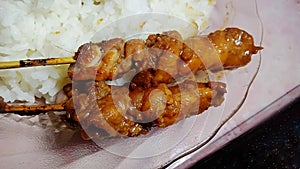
[207,27,263,69]
[62,77,226,140]
[148,27,263,72]
[0,27,259,141]
[0,28,262,84]
[67,38,132,81]
[156,81,226,127]
[133,28,262,86]
[68,28,262,89]
[128,80,226,128]
[63,81,146,140]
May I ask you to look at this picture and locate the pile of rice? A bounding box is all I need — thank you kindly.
[0,0,215,103]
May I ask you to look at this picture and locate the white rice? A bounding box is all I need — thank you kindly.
[0,0,215,103]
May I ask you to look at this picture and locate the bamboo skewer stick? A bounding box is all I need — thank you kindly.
[0,57,76,69]
[0,57,74,114]
[0,102,65,114]
[0,97,65,114]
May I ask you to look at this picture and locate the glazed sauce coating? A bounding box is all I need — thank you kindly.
[68,28,262,86]
[64,28,261,139]
[65,80,226,139]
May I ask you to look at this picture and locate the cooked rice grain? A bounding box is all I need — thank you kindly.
[0,0,215,103]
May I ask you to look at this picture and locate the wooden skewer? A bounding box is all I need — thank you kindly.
[0,102,65,114]
[0,97,64,114]
[0,57,76,69]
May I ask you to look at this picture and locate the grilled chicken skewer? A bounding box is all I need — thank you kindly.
[62,80,227,140]
[0,80,226,140]
[0,27,262,74]
[0,27,261,140]
[68,27,262,86]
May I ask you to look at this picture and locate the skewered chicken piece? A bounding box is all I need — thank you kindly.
[0,27,261,140]
[68,27,262,87]
[0,80,226,139]
[62,80,226,140]
[60,27,261,139]
[0,27,262,83]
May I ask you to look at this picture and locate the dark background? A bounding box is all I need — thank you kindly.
[190,97,300,169]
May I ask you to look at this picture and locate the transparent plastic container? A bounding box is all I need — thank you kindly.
[0,0,299,169]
